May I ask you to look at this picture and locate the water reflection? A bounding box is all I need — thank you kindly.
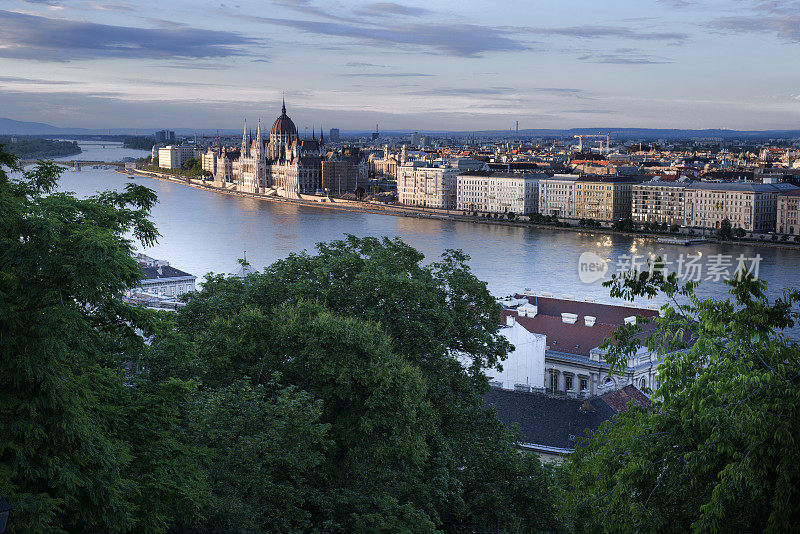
[47,143,800,339]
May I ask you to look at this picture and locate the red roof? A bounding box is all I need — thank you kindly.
[503,296,660,356]
[599,384,652,413]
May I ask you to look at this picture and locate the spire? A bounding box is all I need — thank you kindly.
[281,95,286,116]
[242,119,249,157]
[320,127,324,145]
[312,126,315,140]
[256,119,263,156]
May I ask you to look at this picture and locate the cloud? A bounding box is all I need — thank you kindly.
[0,9,260,61]
[345,61,389,67]
[0,75,78,85]
[354,2,432,17]
[577,51,672,64]
[339,72,434,77]
[520,25,688,42]
[407,87,514,96]
[657,0,696,7]
[255,17,529,56]
[271,0,351,21]
[710,14,800,43]
[532,87,585,95]
[86,2,134,11]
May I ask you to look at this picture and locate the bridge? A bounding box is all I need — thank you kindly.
[19,159,129,171]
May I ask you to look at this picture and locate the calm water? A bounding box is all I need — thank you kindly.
[43,143,800,329]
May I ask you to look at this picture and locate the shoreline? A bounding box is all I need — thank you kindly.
[119,169,800,251]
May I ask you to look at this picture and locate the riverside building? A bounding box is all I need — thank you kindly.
[631,179,691,226]
[538,174,580,219]
[456,171,543,215]
[684,182,798,233]
[574,175,640,222]
[777,189,800,235]
[396,163,460,209]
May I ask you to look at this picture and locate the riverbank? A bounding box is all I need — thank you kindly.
[123,168,800,251]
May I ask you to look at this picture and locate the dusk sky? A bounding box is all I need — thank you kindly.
[1,0,799,131]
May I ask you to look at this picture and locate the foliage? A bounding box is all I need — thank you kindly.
[717,217,733,239]
[0,148,212,532]
[612,217,635,232]
[174,235,564,532]
[0,138,81,159]
[563,256,800,533]
[1,140,563,534]
[123,136,156,151]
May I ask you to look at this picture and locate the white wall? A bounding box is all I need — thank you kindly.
[489,319,547,390]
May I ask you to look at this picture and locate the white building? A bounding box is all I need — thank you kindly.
[396,163,460,209]
[456,171,542,215]
[538,174,580,219]
[487,292,664,398]
[136,264,196,298]
[631,179,691,226]
[158,145,198,170]
[685,182,799,233]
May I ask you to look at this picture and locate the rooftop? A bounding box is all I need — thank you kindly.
[485,384,650,452]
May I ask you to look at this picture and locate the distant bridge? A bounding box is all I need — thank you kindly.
[19,159,129,170]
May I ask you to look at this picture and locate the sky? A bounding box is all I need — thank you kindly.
[1,0,799,131]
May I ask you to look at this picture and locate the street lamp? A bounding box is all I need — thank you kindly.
[0,497,10,533]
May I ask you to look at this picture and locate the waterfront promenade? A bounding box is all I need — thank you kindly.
[126,168,800,251]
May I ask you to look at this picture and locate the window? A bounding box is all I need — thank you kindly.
[580,378,588,391]
[639,377,647,389]
[565,375,573,391]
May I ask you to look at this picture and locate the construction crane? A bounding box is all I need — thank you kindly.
[574,133,611,154]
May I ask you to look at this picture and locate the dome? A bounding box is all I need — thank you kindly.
[271,100,297,137]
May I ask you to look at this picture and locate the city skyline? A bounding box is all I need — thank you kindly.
[1,0,799,130]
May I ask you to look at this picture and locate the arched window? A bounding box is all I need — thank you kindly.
[639,377,646,389]
[604,376,613,384]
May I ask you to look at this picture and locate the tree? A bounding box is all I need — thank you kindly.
[0,147,209,531]
[612,217,635,232]
[733,226,746,239]
[717,217,733,239]
[174,236,563,532]
[563,257,800,533]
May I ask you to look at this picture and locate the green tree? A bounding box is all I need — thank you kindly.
[173,236,564,532]
[0,149,210,532]
[563,258,800,533]
[717,217,733,239]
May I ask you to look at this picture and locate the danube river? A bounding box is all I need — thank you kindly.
[48,142,800,320]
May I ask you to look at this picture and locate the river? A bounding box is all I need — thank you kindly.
[42,142,800,329]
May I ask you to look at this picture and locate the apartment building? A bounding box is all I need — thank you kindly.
[158,145,198,170]
[201,147,235,186]
[685,182,798,233]
[456,171,542,215]
[538,174,580,218]
[631,179,690,226]
[777,189,800,235]
[396,163,460,209]
[574,175,640,222]
[321,160,366,195]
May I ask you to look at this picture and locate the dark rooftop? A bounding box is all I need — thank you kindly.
[141,265,195,281]
[485,385,650,452]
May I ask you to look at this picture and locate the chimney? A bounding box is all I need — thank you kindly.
[584,316,596,327]
[506,315,515,327]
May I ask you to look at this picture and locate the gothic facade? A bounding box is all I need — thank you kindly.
[233,100,326,198]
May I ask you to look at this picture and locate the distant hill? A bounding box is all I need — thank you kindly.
[3,116,799,140]
[0,117,96,135]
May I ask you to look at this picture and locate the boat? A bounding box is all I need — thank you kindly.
[656,237,707,245]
